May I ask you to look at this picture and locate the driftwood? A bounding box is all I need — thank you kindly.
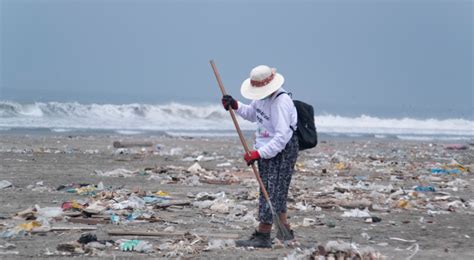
[311,198,372,209]
[107,230,239,239]
[199,178,240,185]
[113,141,153,148]
[32,226,98,233]
[63,212,82,217]
[154,200,191,209]
[68,218,109,225]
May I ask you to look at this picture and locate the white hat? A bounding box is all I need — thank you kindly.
[240,65,285,100]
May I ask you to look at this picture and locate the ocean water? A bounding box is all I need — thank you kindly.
[0,101,473,141]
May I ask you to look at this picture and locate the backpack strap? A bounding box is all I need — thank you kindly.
[275,92,292,99]
[274,92,296,132]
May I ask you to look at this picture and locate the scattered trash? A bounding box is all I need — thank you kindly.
[26,181,51,192]
[157,232,204,257]
[1,135,472,258]
[430,163,469,175]
[0,220,43,238]
[119,239,153,253]
[286,240,386,259]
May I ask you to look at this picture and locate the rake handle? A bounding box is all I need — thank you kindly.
[209,60,272,203]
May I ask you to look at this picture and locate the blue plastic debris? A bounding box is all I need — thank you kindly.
[415,185,436,192]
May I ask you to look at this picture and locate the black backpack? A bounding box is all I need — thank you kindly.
[276,92,318,150]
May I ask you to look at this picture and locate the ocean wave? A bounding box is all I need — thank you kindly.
[51,128,73,133]
[396,135,473,141]
[0,101,473,138]
[316,114,473,136]
[115,130,145,135]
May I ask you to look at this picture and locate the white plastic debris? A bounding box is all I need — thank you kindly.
[96,168,135,177]
[164,226,176,232]
[112,195,146,210]
[169,147,183,156]
[210,202,230,213]
[206,239,235,250]
[183,175,202,186]
[84,201,106,214]
[0,180,13,189]
[302,218,316,227]
[294,201,311,211]
[187,162,204,174]
[96,181,104,190]
[118,239,153,253]
[216,162,232,167]
[35,206,63,219]
[134,240,153,253]
[341,208,371,218]
[325,240,355,252]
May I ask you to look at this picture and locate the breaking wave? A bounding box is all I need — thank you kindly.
[315,114,473,137]
[0,101,247,131]
[0,101,473,139]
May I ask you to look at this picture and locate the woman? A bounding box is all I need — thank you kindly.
[221,65,298,248]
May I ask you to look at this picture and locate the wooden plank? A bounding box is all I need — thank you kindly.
[31,226,98,233]
[200,178,240,185]
[113,141,153,148]
[310,198,372,209]
[68,218,109,225]
[107,230,239,239]
[154,200,191,209]
[51,226,98,231]
[63,212,82,217]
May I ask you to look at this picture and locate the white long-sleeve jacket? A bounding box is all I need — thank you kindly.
[235,88,297,159]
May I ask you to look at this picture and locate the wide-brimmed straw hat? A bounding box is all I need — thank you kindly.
[240,65,285,100]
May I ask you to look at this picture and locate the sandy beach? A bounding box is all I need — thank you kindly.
[0,133,472,259]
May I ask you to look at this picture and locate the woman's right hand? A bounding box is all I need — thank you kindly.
[221,95,238,111]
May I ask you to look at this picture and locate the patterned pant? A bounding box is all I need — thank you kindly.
[257,134,299,224]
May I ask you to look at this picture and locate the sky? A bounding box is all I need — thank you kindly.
[0,0,472,119]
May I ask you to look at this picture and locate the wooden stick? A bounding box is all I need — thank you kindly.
[209,60,272,204]
[68,218,109,225]
[113,141,153,148]
[31,226,98,233]
[154,200,191,209]
[107,230,239,239]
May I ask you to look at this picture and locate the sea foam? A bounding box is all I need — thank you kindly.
[0,101,472,139]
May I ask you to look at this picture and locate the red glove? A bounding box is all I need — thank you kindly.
[221,95,238,111]
[244,150,260,165]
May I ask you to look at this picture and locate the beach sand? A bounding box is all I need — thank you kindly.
[0,133,473,259]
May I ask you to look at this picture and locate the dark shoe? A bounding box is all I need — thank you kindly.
[276,228,295,242]
[235,230,271,248]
